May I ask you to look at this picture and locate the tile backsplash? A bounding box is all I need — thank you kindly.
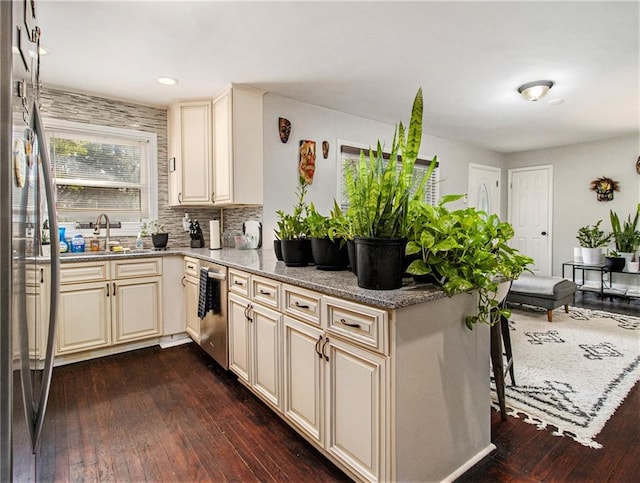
[40,87,263,249]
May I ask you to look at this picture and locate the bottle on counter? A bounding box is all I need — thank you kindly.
[135,232,144,250]
[71,233,85,253]
[59,227,69,253]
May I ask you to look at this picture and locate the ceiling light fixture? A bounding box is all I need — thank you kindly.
[517,80,554,102]
[157,77,178,86]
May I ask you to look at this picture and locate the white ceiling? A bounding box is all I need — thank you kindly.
[36,1,639,154]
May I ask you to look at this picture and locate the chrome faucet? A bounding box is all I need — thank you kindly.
[94,213,110,251]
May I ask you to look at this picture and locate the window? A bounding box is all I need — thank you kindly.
[338,143,439,210]
[45,119,157,235]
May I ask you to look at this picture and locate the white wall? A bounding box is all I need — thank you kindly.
[505,134,640,277]
[262,94,506,243]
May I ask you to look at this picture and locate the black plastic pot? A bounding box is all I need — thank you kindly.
[354,237,407,290]
[274,239,284,261]
[310,237,349,270]
[347,239,357,274]
[151,233,169,248]
[605,256,626,272]
[281,238,313,267]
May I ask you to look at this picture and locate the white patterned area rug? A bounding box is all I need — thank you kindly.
[491,305,640,449]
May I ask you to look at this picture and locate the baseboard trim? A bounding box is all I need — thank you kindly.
[442,443,496,482]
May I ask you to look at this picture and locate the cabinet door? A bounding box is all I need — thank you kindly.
[283,316,324,444]
[184,275,200,342]
[57,281,111,355]
[212,91,232,204]
[170,100,214,206]
[112,277,162,343]
[228,292,251,384]
[251,303,282,409]
[325,337,388,482]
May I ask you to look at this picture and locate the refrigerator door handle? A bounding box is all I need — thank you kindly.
[29,102,60,452]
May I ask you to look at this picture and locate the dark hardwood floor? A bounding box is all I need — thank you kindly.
[34,294,638,482]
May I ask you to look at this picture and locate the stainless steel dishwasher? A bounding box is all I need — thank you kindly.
[198,260,229,369]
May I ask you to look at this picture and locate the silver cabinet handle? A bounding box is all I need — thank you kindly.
[178,192,182,204]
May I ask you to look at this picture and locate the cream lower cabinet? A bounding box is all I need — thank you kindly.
[283,314,388,482]
[183,257,200,342]
[229,291,282,410]
[57,258,162,356]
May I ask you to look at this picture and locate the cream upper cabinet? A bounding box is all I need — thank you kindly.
[168,100,214,206]
[211,85,264,206]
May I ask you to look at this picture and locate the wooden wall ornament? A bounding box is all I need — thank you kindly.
[278,117,291,143]
[590,176,619,201]
[322,140,329,159]
[636,156,640,175]
[298,140,316,185]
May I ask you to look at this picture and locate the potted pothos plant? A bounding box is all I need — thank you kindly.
[276,183,312,267]
[609,204,640,270]
[405,196,533,329]
[577,220,611,265]
[307,202,349,270]
[604,250,626,272]
[345,87,436,289]
[141,219,169,248]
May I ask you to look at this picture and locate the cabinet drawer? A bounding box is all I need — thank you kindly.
[322,296,388,354]
[112,258,162,279]
[251,275,280,310]
[229,269,250,296]
[283,284,322,327]
[60,261,109,284]
[26,267,46,287]
[183,257,200,278]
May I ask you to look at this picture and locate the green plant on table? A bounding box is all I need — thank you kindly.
[405,195,533,329]
[306,203,331,239]
[275,183,310,240]
[609,204,640,253]
[576,220,611,248]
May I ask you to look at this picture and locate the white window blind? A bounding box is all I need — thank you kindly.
[45,119,157,225]
[338,144,440,210]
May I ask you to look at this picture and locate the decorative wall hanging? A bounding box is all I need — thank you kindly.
[298,140,316,185]
[590,176,619,201]
[278,117,291,143]
[636,156,639,175]
[322,140,329,159]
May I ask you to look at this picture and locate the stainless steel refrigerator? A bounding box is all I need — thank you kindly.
[1,1,59,480]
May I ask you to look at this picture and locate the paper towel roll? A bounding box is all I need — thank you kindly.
[210,220,221,250]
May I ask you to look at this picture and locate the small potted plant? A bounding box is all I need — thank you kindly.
[41,220,51,256]
[577,220,611,265]
[307,202,349,270]
[141,219,169,249]
[276,183,312,267]
[609,204,640,270]
[604,250,626,272]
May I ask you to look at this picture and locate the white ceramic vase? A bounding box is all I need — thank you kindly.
[619,252,634,271]
[627,261,639,273]
[581,247,602,265]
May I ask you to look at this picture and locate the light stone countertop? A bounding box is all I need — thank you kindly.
[57,247,448,309]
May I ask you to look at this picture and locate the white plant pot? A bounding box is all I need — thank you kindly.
[619,252,634,271]
[573,247,583,263]
[627,261,639,273]
[581,247,602,265]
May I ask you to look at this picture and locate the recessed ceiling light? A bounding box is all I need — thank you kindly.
[547,98,564,106]
[157,77,178,86]
[517,80,554,102]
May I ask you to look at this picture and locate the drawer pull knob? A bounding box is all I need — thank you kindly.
[259,289,271,295]
[294,301,310,309]
[234,281,244,286]
[339,318,360,329]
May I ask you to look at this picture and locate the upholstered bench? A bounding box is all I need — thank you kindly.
[506,274,578,322]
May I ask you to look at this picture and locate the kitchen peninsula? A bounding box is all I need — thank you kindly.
[57,247,492,482]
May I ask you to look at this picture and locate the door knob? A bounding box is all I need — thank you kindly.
[541,231,547,236]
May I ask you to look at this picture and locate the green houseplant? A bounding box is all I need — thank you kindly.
[140,219,168,248]
[577,220,611,265]
[344,87,437,289]
[406,196,533,328]
[609,204,640,267]
[276,183,312,266]
[307,202,349,270]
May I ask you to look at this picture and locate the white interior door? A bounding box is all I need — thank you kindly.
[508,166,553,276]
[468,164,501,217]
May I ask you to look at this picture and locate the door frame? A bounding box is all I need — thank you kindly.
[507,165,554,277]
[468,163,501,217]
